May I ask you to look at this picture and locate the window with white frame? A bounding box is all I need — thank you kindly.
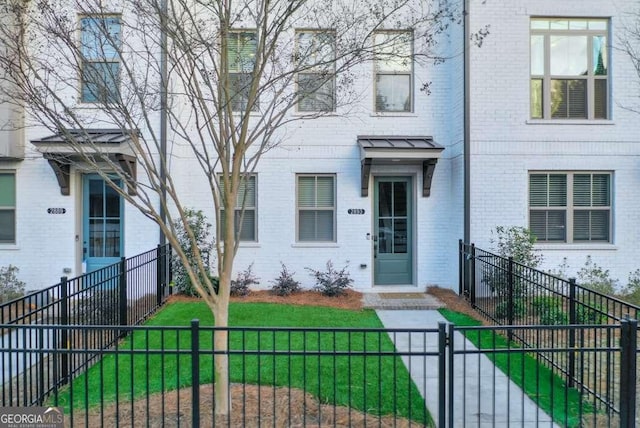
[374,31,413,113]
[227,31,258,111]
[530,18,608,120]
[220,175,257,241]
[297,175,335,242]
[80,16,121,103]
[0,172,16,244]
[529,172,611,243]
[296,30,336,112]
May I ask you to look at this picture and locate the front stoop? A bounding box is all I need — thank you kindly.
[362,292,444,310]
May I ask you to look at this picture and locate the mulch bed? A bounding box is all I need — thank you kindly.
[426,286,489,324]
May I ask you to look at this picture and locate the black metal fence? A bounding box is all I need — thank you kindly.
[0,244,171,406]
[458,240,640,422]
[0,321,637,427]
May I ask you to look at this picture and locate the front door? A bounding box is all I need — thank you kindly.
[83,175,124,273]
[374,177,413,285]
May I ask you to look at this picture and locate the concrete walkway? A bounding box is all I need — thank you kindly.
[376,310,558,427]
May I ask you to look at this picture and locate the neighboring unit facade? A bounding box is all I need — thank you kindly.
[0,0,638,291]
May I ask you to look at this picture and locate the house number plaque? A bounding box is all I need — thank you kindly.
[47,208,67,214]
[347,209,365,215]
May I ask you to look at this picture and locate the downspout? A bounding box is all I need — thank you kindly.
[159,0,168,246]
[463,0,470,244]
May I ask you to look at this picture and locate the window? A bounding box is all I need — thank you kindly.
[296,30,336,112]
[530,18,608,119]
[374,31,412,112]
[227,31,257,111]
[529,172,611,243]
[220,175,257,241]
[80,16,121,103]
[297,175,335,242]
[0,172,16,244]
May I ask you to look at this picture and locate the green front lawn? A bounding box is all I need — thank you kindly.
[54,302,431,425]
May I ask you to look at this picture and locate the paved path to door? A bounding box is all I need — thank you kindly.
[376,310,558,427]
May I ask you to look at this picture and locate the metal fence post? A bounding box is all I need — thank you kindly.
[168,245,174,296]
[568,278,577,387]
[156,245,163,307]
[447,323,455,428]
[458,240,463,296]
[119,257,128,330]
[470,243,476,306]
[60,277,69,385]
[437,322,447,428]
[191,319,200,428]
[507,256,514,327]
[619,318,637,427]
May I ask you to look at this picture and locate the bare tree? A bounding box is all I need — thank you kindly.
[0,0,458,415]
[621,7,640,114]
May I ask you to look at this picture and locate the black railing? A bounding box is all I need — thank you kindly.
[0,321,637,427]
[459,240,640,420]
[0,244,172,406]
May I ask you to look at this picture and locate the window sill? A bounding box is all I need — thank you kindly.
[535,243,617,251]
[290,111,338,117]
[370,112,418,118]
[291,242,340,248]
[526,119,614,126]
[0,244,19,250]
[238,242,260,248]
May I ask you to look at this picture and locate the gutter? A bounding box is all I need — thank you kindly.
[159,0,168,246]
[463,0,470,243]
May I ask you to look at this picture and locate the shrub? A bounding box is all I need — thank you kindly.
[576,256,617,295]
[74,290,120,325]
[307,261,353,297]
[575,303,605,324]
[539,307,568,326]
[495,299,526,320]
[621,269,640,305]
[0,265,26,303]
[230,264,259,297]
[171,209,215,297]
[270,263,301,296]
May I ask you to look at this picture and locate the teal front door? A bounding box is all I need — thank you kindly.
[83,175,124,273]
[374,177,413,285]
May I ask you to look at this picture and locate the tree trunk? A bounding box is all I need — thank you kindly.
[213,301,230,416]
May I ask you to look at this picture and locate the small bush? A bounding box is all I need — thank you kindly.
[270,263,301,296]
[576,256,617,295]
[495,299,526,320]
[0,265,26,303]
[575,303,605,324]
[621,269,640,305]
[540,307,568,325]
[74,290,120,325]
[171,209,215,297]
[230,264,259,297]
[531,295,562,312]
[307,261,353,297]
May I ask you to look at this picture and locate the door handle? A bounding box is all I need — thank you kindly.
[374,244,377,259]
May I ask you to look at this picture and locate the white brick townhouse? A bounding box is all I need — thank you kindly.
[0,0,639,291]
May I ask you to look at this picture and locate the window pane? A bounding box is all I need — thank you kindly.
[316,176,334,207]
[297,31,335,70]
[588,20,607,31]
[374,32,412,72]
[376,74,411,112]
[297,73,335,112]
[531,79,543,119]
[547,211,567,241]
[298,212,315,240]
[105,182,121,217]
[548,174,567,206]
[550,36,587,76]
[551,79,586,119]
[529,175,548,206]
[393,181,407,216]
[236,176,256,207]
[531,35,544,75]
[299,211,333,241]
[89,219,105,257]
[574,210,609,242]
[228,32,256,73]
[378,218,393,253]
[573,174,591,206]
[531,20,549,30]
[594,79,607,119]
[105,219,120,257]
[593,36,607,75]
[592,174,610,206]
[393,219,407,253]
[298,176,316,207]
[0,210,15,243]
[569,20,588,30]
[82,62,119,103]
[89,179,104,217]
[81,17,121,61]
[378,182,392,217]
[228,73,256,111]
[235,209,255,241]
[316,211,334,241]
[549,20,569,30]
[0,174,15,206]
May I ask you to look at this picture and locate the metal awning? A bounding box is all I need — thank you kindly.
[32,129,138,196]
[358,136,444,197]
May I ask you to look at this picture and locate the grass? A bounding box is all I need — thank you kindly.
[54,302,431,425]
[439,308,593,428]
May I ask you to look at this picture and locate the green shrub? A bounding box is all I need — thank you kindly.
[540,307,568,325]
[575,303,606,324]
[620,269,640,306]
[74,290,119,325]
[171,209,214,297]
[576,256,617,295]
[307,261,353,297]
[495,299,526,320]
[0,265,26,303]
[230,264,259,297]
[270,263,301,296]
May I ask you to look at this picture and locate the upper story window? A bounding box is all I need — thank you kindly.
[297,174,336,242]
[530,18,608,120]
[220,175,257,242]
[0,172,16,244]
[296,30,336,112]
[227,31,257,112]
[80,16,121,103]
[529,172,611,243]
[374,31,413,113]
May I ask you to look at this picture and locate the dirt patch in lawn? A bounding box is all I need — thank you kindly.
[75,383,426,427]
[426,286,488,324]
[168,289,365,311]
